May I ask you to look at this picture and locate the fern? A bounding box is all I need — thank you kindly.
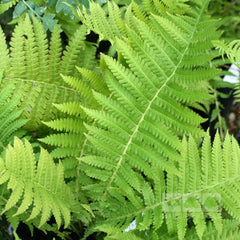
[0,15,97,130]
[213,40,240,102]
[80,0,217,195]
[0,137,72,229]
[2,0,240,239]
[66,0,240,239]
[0,71,28,151]
[213,40,240,65]
[40,68,108,198]
[86,132,240,239]
[41,1,226,237]
[77,1,127,43]
[77,1,191,44]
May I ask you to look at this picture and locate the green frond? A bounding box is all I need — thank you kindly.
[41,64,108,191]
[32,17,49,81]
[43,118,84,134]
[53,102,85,117]
[213,40,240,102]
[72,1,240,238]
[81,0,217,204]
[168,133,240,239]
[76,67,108,94]
[153,0,190,15]
[213,39,240,65]
[60,74,98,106]
[97,225,144,240]
[104,219,240,240]
[61,25,91,77]
[77,0,191,44]
[0,137,72,229]
[131,1,148,22]
[51,148,81,159]
[77,1,127,42]
[74,42,97,76]
[48,23,62,82]
[40,133,83,148]
[0,73,28,151]
[92,133,240,239]
[142,0,159,15]
[0,15,97,130]
[0,26,9,73]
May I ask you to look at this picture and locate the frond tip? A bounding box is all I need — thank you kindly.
[0,137,72,229]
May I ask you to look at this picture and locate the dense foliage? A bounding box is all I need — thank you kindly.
[0,0,240,239]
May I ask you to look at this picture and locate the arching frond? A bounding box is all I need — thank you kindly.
[81,0,217,197]
[61,26,97,77]
[73,1,239,239]
[142,0,190,15]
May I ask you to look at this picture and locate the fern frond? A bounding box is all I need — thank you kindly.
[143,0,190,16]
[40,133,83,148]
[77,1,126,42]
[60,75,97,106]
[78,0,191,44]
[0,137,72,228]
[40,66,106,156]
[213,40,240,102]
[0,15,97,130]
[81,0,217,197]
[61,25,93,77]
[43,118,84,134]
[213,40,240,65]
[91,133,240,239]
[41,67,108,186]
[73,1,238,238]
[0,72,28,151]
[76,67,108,94]
[0,26,9,73]
[48,23,62,82]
